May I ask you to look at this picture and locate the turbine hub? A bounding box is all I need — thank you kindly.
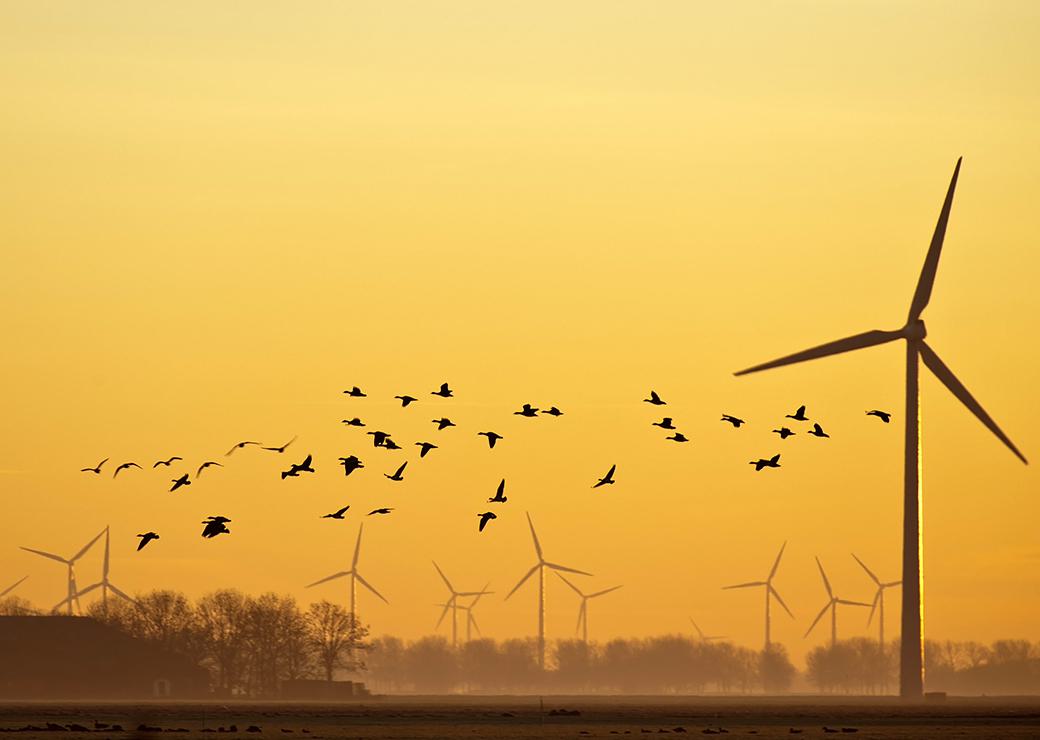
[902,320,927,340]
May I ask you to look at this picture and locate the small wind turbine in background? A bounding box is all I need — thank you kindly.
[722,541,793,650]
[555,572,622,644]
[306,523,388,620]
[432,561,493,648]
[21,528,105,615]
[56,527,136,616]
[803,557,871,647]
[1,576,28,600]
[689,616,727,643]
[853,553,902,649]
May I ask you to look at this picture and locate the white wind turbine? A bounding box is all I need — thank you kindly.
[505,512,592,670]
[57,527,136,616]
[804,557,871,647]
[722,541,793,650]
[432,561,493,648]
[733,159,1027,698]
[21,528,105,615]
[689,616,728,643]
[853,553,902,649]
[306,523,388,618]
[555,572,622,644]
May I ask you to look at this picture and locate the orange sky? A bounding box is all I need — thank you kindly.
[1,2,1038,664]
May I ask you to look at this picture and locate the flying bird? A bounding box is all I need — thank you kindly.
[394,395,418,407]
[541,406,563,417]
[113,462,142,478]
[196,461,223,478]
[866,410,892,423]
[262,436,297,453]
[225,441,261,456]
[721,415,746,428]
[772,427,796,439]
[338,456,364,476]
[281,454,315,479]
[809,423,830,438]
[415,442,438,458]
[477,431,503,449]
[432,418,456,430]
[341,418,366,427]
[514,404,539,417]
[478,511,497,532]
[594,464,617,488]
[652,417,676,430]
[643,390,666,406]
[322,506,350,520]
[666,433,690,443]
[488,479,507,503]
[152,456,182,468]
[385,462,407,481]
[343,386,366,397]
[368,508,394,516]
[169,474,191,492]
[201,516,231,538]
[749,454,782,471]
[786,405,809,421]
[431,383,453,398]
[80,458,108,474]
[136,532,159,551]
[382,438,402,450]
[366,431,390,447]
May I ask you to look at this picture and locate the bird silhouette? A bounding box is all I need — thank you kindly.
[866,410,892,423]
[368,508,393,516]
[381,438,401,450]
[652,417,676,430]
[113,462,142,478]
[170,474,191,492]
[201,516,231,538]
[262,436,297,453]
[395,395,418,407]
[515,404,539,417]
[772,427,796,439]
[225,441,261,456]
[666,433,690,443]
[366,431,390,447]
[478,431,503,449]
[541,406,564,417]
[385,462,407,481]
[152,456,183,468]
[594,464,617,488]
[432,418,456,430]
[431,383,453,398]
[415,442,438,458]
[809,423,830,438]
[322,506,350,519]
[478,511,497,532]
[786,405,809,421]
[136,532,159,551]
[488,479,507,503]
[196,461,223,478]
[343,386,366,397]
[749,454,782,471]
[281,454,315,479]
[341,418,366,427]
[721,415,745,428]
[338,456,364,476]
[80,458,108,474]
[644,390,666,406]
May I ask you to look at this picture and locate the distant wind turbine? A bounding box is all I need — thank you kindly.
[21,529,105,615]
[436,585,491,643]
[431,561,493,648]
[56,527,136,616]
[803,557,871,647]
[555,572,622,644]
[853,553,902,650]
[306,523,388,619]
[1,576,28,599]
[722,541,793,650]
[733,159,1027,697]
[505,512,592,670]
[688,616,727,643]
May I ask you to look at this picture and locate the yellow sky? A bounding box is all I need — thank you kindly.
[1,2,1038,663]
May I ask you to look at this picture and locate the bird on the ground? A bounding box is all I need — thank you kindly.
[281,454,315,479]
[152,456,182,468]
[368,508,393,516]
[772,427,796,439]
[431,383,453,398]
[478,431,503,449]
[366,431,390,447]
[721,415,745,428]
[415,442,437,458]
[478,511,497,532]
[226,441,261,456]
[322,506,350,520]
[262,436,297,453]
[341,418,366,427]
[136,532,159,551]
[201,517,231,538]
[809,423,829,438]
[80,458,108,474]
[385,462,407,481]
[667,433,689,443]
[343,386,366,397]
[488,479,507,503]
[541,406,563,417]
[113,462,142,478]
[652,417,676,430]
[785,405,809,421]
[515,403,539,417]
[432,418,455,430]
[170,474,191,492]
[394,395,418,407]
[197,461,223,478]
[644,390,666,406]
[383,438,402,450]
[594,464,617,488]
[749,454,782,471]
[866,410,892,423]
[338,456,364,476]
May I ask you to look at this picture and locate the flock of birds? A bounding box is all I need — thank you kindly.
[78,383,892,554]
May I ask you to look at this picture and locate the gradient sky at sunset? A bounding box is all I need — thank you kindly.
[1,2,1038,663]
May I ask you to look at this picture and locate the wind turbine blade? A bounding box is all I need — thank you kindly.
[803,601,832,638]
[769,585,794,619]
[884,580,903,588]
[576,600,586,636]
[20,547,69,565]
[107,583,137,604]
[908,157,961,321]
[689,617,705,639]
[456,590,494,598]
[354,571,389,604]
[544,562,593,577]
[588,585,623,598]
[469,583,491,608]
[73,581,102,599]
[434,601,452,630]
[815,557,833,598]
[768,542,787,581]
[851,553,881,586]
[1,576,28,598]
[526,512,543,561]
[306,570,351,588]
[351,524,364,569]
[722,581,766,590]
[554,571,584,596]
[920,341,1027,463]
[432,561,454,592]
[836,599,872,607]
[734,330,903,376]
[71,529,106,563]
[505,564,539,601]
[469,612,482,637]
[866,590,880,628]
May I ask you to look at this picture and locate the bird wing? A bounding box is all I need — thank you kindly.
[335,506,350,517]
[301,454,313,467]
[496,479,505,498]
[395,462,407,477]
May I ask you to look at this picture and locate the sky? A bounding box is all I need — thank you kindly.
[1,2,1038,664]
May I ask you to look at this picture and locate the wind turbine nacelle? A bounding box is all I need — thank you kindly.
[901,320,927,340]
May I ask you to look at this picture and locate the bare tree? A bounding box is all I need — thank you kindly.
[306,600,367,682]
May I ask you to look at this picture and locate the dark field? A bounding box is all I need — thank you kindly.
[1,698,1038,740]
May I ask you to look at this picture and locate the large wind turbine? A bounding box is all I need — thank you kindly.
[432,561,493,648]
[852,553,901,649]
[505,512,592,669]
[733,159,1027,697]
[57,527,135,616]
[722,541,793,650]
[306,523,388,619]
[21,528,105,615]
[804,557,871,647]
[1,576,28,599]
[555,572,622,644]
